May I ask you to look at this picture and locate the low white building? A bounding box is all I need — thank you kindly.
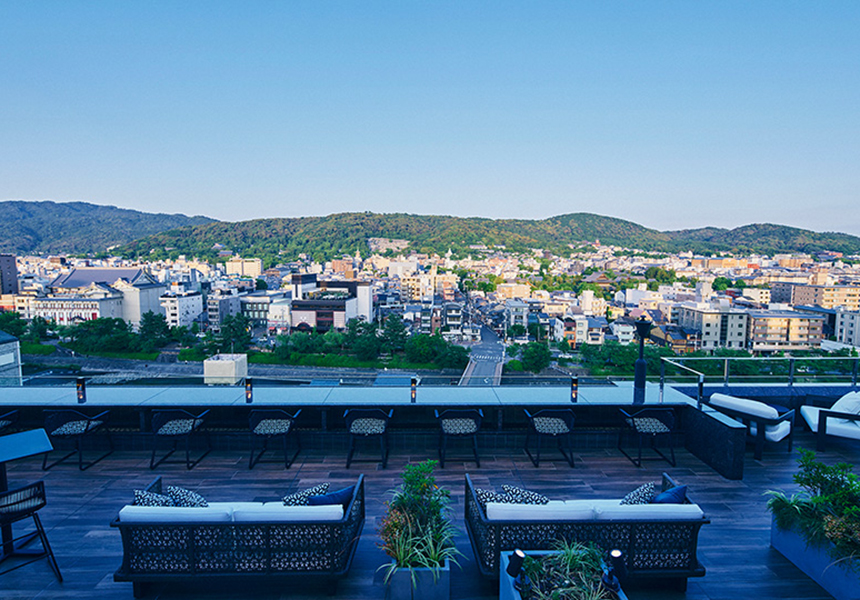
[610,321,636,345]
[835,309,860,347]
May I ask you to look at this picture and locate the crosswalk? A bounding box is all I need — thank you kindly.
[471,353,501,361]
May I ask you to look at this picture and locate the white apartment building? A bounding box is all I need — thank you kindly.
[160,291,203,328]
[505,300,529,331]
[610,321,636,345]
[835,310,860,347]
[553,315,589,346]
[675,304,749,350]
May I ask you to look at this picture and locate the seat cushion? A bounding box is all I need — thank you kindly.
[440,418,478,435]
[51,419,102,436]
[595,503,704,521]
[118,505,232,523]
[749,421,792,443]
[500,485,549,505]
[253,419,292,436]
[831,392,860,423]
[157,419,204,436]
[133,489,174,507]
[626,417,670,434]
[307,485,355,509]
[349,418,387,435]
[800,406,860,439]
[283,483,330,506]
[620,482,658,505]
[167,485,208,508]
[709,394,778,419]
[232,504,343,522]
[532,416,570,435]
[486,500,587,521]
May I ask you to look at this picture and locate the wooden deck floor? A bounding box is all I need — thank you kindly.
[1,431,852,600]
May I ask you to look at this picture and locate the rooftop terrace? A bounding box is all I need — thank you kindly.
[1,422,854,600]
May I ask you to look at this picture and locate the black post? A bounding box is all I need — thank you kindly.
[245,378,253,403]
[76,378,86,404]
[410,378,417,404]
[634,318,652,393]
[570,377,578,403]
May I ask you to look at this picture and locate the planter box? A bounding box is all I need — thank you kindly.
[771,519,860,600]
[386,559,450,600]
[499,551,626,600]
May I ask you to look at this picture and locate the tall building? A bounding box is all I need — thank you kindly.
[0,254,18,294]
[791,284,860,311]
[675,304,749,350]
[160,291,204,328]
[746,310,824,353]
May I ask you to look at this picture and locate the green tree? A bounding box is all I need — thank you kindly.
[381,314,407,354]
[138,311,171,351]
[27,316,51,342]
[255,279,268,290]
[0,311,27,338]
[220,314,252,352]
[520,342,552,373]
[712,277,732,291]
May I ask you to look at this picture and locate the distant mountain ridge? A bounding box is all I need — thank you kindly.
[120,211,860,264]
[0,201,215,255]
[1,201,857,261]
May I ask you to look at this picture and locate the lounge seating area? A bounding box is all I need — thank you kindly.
[0,421,851,600]
[705,393,795,460]
[799,391,860,451]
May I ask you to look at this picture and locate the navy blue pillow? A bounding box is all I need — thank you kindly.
[308,485,355,509]
[651,485,687,504]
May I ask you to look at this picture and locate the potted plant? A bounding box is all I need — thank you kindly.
[378,460,462,600]
[767,449,860,600]
[499,541,626,600]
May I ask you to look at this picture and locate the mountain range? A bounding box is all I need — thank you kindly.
[2,200,859,262]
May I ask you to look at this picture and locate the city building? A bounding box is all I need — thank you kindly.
[160,291,204,328]
[675,304,749,350]
[790,284,860,311]
[0,329,23,386]
[835,309,860,347]
[207,289,242,332]
[0,254,19,294]
[226,257,264,279]
[746,310,825,353]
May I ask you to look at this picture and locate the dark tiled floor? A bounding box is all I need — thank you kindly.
[1,431,850,599]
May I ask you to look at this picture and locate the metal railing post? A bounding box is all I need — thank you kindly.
[697,374,704,410]
[723,359,729,387]
[853,358,859,387]
[788,358,795,387]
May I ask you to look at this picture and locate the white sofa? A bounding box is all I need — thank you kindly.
[112,476,365,598]
[800,391,860,451]
[707,393,795,460]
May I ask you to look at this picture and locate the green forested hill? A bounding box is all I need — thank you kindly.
[118,212,860,265]
[0,201,215,255]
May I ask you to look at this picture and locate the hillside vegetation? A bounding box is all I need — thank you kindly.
[120,212,860,265]
[0,200,215,255]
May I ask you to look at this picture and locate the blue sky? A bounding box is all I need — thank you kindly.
[1,2,858,234]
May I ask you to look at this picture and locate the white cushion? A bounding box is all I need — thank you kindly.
[831,392,860,423]
[589,499,623,511]
[486,500,591,521]
[205,502,266,516]
[118,505,232,523]
[709,393,778,419]
[801,405,860,439]
[749,421,792,443]
[594,503,704,521]
[231,504,343,522]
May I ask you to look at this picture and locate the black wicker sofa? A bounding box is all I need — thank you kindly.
[111,475,365,598]
[464,473,708,589]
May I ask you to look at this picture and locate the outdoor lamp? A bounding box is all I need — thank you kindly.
[570,376,578,403]
[610,548,627,580]
[76,377,86,404]
[245,378,253,403]
[410,377,417,403]
[506,549,531,591]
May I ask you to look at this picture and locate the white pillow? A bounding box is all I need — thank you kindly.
[486,501,591,521]
[831,392,860,423]
[710,393,778,419]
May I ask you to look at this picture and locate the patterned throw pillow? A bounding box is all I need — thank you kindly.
[133,489,175,507]
[474,488,508,510]
[167,485,208,508]
[501,485,549,505]
[620,482,658,505]
[283,483,330,506]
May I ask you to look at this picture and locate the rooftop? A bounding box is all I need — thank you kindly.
[1,418,854,599]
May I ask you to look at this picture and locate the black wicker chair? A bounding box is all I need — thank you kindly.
[344,408,393,469]
[0,410,18,435]
[150,409,211,470]
[248,409,302,469]
[42,409,113,471]
[618,407,678,467]
[0,481,62,581]
[435,409,483,468]
[523,408,575,467]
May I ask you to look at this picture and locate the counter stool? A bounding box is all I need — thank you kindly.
[150,409,211,470]
[0,482,62,582]
[524,409,576,468]
[618,407,677,467]
[344,409,393,469]
[249,409,302,469]
[42,409,113,471]
[435,409,483,468]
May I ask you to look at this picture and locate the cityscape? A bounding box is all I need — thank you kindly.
[1,4,859,600]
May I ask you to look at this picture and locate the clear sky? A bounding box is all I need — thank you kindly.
[1,2,858,234]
